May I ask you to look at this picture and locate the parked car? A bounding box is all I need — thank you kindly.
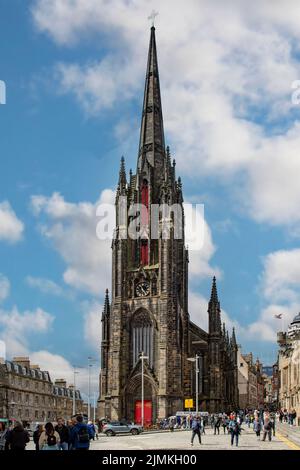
[102,421,143,436]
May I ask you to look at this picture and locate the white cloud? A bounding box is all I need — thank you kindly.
[31,0,300,231]
[26,275,64,296]
[83,300,102,352]
[0,201,24,243]
[262,248,300,303]
[186,204,221,279]
[25,275,75,300]
[0,274,10,303]
[30,190,114,296]
[30,350,99,399]
[0,306,54,356]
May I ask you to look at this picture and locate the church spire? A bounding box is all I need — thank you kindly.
[102,288,110,321]
[137,26,165,173]
[101,288,110,342]
[118,156,127,191]
[231,327,237,348]
[210,276,219,303]
[208,276,221,335]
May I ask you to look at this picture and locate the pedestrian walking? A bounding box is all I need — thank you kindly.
[214,416,221,435]
[94,422,99,440]
[39,422,60,450]
[55,418,70,450]
[0,422,9,451]
[33,424,44,451]
[70,414,91,451]
[87,421,96,440]
[262,414,272,442]
[253,417,261,440]
[190,416,202,446]
[200,416,206,435]
[169,417,175,432]
[229,416,241,447]
[6,422,30,451]
[222,415,227,434]
[270,413,276,437]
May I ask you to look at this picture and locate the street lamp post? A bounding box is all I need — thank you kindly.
[93,392,96,423]
[188,354,200,414]
[140,352,149,428]
[72,367,79,416]
[87,357,96,421]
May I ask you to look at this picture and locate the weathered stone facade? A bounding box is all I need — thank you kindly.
[98,27,238,423]
[0,357,83,423]
[278,313,300,425]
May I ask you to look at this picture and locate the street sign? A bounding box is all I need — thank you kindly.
[184,398,193,408]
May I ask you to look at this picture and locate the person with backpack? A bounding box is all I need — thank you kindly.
[190,416,202,446]
[70,415,91,451]
[6,422,30,451]
[229,415,241,447]
[55,418,70,450]
[39,422,60,450]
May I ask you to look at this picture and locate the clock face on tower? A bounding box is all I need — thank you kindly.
[135,281,150,297]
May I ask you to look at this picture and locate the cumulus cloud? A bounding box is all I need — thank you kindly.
[31,0,300,231]
[30,190,114,296]
[82,300,102,352]
[0,274,10,303]
[0,201,24,243]
[30,350,99,398]
[25,275,64,296]
[0,306,54,356]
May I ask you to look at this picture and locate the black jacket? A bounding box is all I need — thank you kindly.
[55,424,70,443]
[7,426,30,450]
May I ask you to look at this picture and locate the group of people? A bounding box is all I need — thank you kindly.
[0,415,98,451]
[165,409,285,447]
[188,413,243,447]
[278,409,297,425]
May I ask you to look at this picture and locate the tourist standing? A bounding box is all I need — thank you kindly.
[55,418,70,450]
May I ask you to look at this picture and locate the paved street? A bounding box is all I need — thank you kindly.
[25,425,300,451]
[87,427,298,451]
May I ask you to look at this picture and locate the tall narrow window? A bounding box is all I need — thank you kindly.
[140,179,149,265]
[132,310,154,368]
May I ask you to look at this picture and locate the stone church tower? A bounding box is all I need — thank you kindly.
[98,27,238,423]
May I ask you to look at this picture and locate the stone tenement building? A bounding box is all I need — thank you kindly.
[238,350,265,410]
[278,313,300,425]
[0,357,83,423]
[98,27,239,424]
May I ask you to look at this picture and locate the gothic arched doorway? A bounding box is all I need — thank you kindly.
[123,371,158,427]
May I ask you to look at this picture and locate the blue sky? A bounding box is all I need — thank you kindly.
[2,0,300,391]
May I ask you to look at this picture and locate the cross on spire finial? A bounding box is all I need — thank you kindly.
[148,9,158,27]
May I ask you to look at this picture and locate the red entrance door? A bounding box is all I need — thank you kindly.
[134,400,152,427]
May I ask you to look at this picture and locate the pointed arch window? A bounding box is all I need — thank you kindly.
[132,310,154,368]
